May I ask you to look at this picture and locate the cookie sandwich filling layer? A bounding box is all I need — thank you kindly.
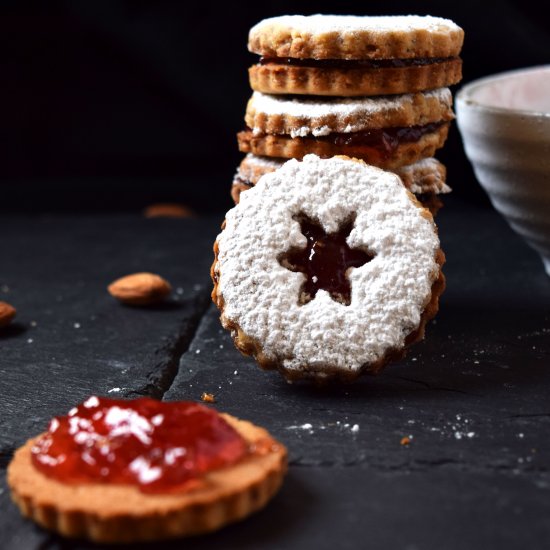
[258,56,458,69]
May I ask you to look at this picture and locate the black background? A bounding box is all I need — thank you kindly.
[1,1,549,214]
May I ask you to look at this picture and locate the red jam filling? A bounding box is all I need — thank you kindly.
[326,122,444,150]
[31,396,249,494]
[245,122,446,160]
[259,56,455,69]
[279,215,373,305]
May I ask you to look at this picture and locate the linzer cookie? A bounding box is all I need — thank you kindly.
[248,15,464,96]
[232,153,450,215]
[212,155,445,382]
[237,88,454,169]
[7,396,287,543]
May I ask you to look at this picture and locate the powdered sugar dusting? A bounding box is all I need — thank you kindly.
[250,14,462,37]
[217,155,440,376]
[399,158,451,194]
[249,89,452,135]
[289,125,332,138]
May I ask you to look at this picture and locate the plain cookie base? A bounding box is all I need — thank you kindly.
[211,227,446,384]
[237,123,450,170]
[249,59,462,96]
[7,415,287,543]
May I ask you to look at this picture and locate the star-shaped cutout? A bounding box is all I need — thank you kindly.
[278,214,374,306]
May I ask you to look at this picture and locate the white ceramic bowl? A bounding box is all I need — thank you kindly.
[456,65,550,276]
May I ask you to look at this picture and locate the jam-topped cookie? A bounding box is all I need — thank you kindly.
[237,88,454,169]
[7,397,287,543]
[232,154,450,216]
[248,15,464,96]
[212,155,445,382]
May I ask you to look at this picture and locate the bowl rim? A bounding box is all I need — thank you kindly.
[456,64,550,119]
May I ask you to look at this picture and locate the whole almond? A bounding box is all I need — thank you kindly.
[108,273,172,306]
[0,301,16,328]
[143,203,195,218]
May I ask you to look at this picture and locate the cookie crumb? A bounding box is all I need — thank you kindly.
[201,392,216,403]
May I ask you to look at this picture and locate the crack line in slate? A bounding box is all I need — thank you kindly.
[385,374,474,396]
[289,457,466,469]
[508,413,550,419]
[309,407,363,417]
[288,457,550,474]
[129,293,212,400]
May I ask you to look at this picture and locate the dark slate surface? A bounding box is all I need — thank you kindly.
[1,200,550,550]
[0,216,219,449]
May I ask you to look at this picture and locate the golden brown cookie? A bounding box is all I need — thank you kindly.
[248,15,464,96]
[8,402,287,543]
[213,155,445,383]
[237,89,453,169]
[250,57,462,97]
[249,15,465,60]
[245,89,454,135]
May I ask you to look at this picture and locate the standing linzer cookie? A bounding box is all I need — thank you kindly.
[212,155,445,383]
[248,15,464,96]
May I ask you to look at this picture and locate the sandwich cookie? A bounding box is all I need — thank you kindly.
[248,15,464,96]
[237,88,454,169]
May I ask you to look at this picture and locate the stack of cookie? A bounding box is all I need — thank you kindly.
[232,14,464,215]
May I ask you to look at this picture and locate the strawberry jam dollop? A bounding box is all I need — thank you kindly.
[31,396,249,493]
